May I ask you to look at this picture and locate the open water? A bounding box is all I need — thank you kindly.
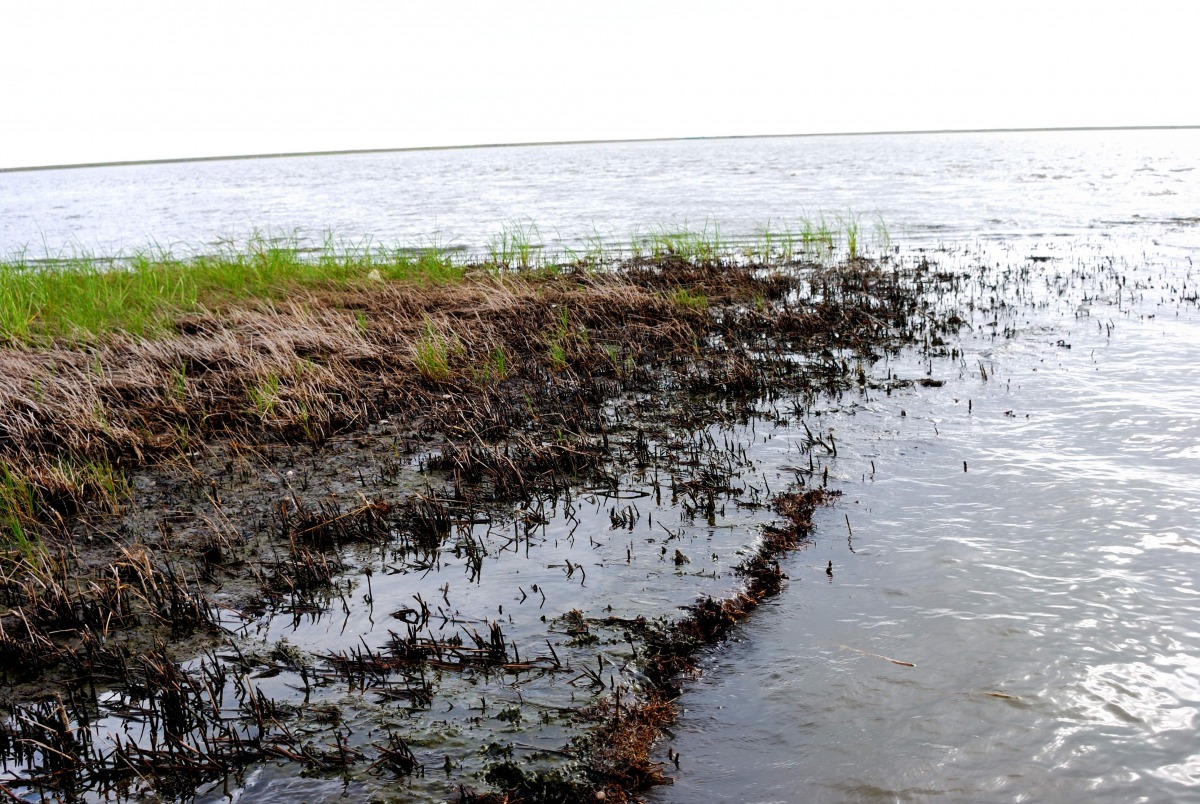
[2,129,1199,258]
[3,130,1200,802]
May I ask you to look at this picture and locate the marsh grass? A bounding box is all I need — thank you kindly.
[841,213,862,260]
[0,461,39,551]
[413,324,458,382]
[741,214,884,265]
[0,453,127,550]
[0,227,967,801]
[632,221,729,265]
[248,371,283,420]
[547,307,570,372]
[873,214,893,255]
[669,287,709,310]
[169,361,189,403]
[0,234,462,345]
[1,216,895,346]
[487,220,543,270]
[473,347,510,384]
[56,456,128,514]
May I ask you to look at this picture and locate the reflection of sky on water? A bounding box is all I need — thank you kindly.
[4,130,1200,258]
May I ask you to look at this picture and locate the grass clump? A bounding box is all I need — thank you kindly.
[0,462,39,552]
[248,371,283,420]
[545,305,586,372]
[0,455,127,552]
[631,221,728,265]
[668,287,709,310]
[473,347,510,385]
[413,324,457,382]
[487,220,542,270]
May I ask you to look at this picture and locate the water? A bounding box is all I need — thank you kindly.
[4,130,1200,802]
[2,130,1199,258]
[649,239,1200,803]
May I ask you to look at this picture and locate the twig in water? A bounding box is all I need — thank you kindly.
[839,644,914,667]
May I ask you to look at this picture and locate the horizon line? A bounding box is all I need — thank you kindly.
[3,124,1197,174]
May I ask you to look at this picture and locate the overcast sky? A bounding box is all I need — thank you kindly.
[2,1,1195,169]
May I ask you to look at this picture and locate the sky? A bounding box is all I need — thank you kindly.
[2,1,1196,170]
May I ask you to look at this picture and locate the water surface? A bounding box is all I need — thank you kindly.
[3,130,1199,257]
[651,239,1200,803]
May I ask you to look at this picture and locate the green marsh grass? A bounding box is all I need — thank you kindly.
[169,362,189,403]
[413,324,456,382]
[0,455,127,549]
[248,371,283,420]
[487,220,543,270]
[0,234,462,345]
[54,455,128,515]
[545,304,586,372]
[633,221,728,264]
[0,462,39,551]
[548,342,568,372]
[669,287,709,310]
[471,346,511,385]
[873,215,893,255]
[840,213,862,260]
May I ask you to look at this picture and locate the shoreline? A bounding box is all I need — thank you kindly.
[0,246,966,800]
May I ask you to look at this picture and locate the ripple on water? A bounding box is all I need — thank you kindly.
[650,240,1200,803]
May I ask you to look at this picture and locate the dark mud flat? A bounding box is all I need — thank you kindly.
[0,254,968,801]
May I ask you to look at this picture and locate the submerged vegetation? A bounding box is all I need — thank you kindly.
[0,217,972,801]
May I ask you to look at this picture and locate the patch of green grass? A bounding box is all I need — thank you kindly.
[0,217,896,345]
[169,361,188,402]
[0,462,39,553]
[633,221,728,265]
[414,325,455,382]
[669,287,709,310]
[471,346,511,385]
[561,226,610,269]
[0,233,463,345]
[799,215,837,257]
[749,220,797,265]
[487,220,542,270]
[840,213,862,260]
[248,371,282,419]
[56,455,128,515]
[548,342,567,372]
[0,455,127,550]
[488,347,509,381]
[545,305,585,372]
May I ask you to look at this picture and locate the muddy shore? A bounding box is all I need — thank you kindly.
[0,253,964,801]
